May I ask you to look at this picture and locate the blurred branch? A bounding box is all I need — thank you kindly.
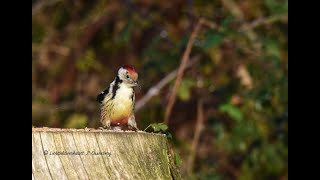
[220,0,261,51]
[240,14,288,32]
[101,11,284,115]
[164,18,216,124]
[186,98,204,174]
[220,0,286,54]
[33,43,70,56]
[221,0,286,52]
[163,20,202,124]
[221,0,244,20]
[32,0,62,17]
[135,55,200,112]
[201,18,218,29]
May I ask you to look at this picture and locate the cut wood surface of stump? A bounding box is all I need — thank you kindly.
[32,128,181,180]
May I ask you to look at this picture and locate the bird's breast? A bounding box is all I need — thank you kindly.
[109,85,134,121]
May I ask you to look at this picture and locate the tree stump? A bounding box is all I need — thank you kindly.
[32,128,181,180]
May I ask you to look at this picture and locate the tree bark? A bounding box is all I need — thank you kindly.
[32,128,182,180]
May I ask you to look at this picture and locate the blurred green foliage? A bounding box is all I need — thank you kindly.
[32,0,287,179]
[178,78,196,101]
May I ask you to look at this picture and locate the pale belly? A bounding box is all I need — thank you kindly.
[110,96,133,120]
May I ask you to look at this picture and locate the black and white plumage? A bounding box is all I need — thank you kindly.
[97,65,138,130]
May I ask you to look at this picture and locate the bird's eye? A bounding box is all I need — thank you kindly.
[126,75,129,79]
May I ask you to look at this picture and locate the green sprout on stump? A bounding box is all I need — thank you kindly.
[144,123,172,139]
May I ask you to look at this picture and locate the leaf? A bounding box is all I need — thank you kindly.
[178,84,190,101]
[264,38,281,59]
[150,123,168,132]
[32,22,45,43]
[200,32,224,49]
[213,123,225,141]
[265,0,288,14]
[175,153,182,167]
[151,123,160,132]
[166,132,172,139]
[219,103,243,121]
[221,16,234,29]
[178,79,195,101]
[120,20,133,43]
[158,123,168,131]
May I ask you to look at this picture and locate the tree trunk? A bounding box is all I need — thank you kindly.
[32,128,182,180]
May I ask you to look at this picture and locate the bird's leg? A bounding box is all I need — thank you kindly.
[128,114,139,131]
[100,118,111,130]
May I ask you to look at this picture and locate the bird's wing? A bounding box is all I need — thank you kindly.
[97,87,109,103]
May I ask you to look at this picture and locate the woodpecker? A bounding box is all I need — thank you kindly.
[97,65,139,130]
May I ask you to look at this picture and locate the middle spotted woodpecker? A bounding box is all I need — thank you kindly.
[97,65,139,130]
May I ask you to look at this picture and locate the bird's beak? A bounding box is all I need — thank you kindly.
[133,81,138,86]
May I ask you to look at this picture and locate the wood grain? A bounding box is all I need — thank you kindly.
[32,128,181,180]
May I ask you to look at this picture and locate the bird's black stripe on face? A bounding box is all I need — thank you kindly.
[111,75,122,99]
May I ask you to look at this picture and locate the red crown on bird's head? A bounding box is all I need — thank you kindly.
[122,65,137,75]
